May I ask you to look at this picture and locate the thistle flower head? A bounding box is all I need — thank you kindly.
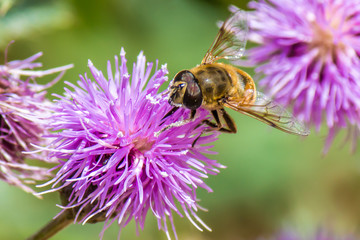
[0,46,72,195]
[247,0,360,152]
[41,48,223,239]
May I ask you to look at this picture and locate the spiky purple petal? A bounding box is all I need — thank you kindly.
[0,47,72,195]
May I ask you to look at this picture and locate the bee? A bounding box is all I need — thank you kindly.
[162,7,309,138]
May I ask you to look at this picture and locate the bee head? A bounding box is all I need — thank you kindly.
[168,70,203,110]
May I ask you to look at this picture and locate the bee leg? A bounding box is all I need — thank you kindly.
[192,109,236,147]
[203,109,236,133]
[190,109,196,119]
[192,110,220,147]
[156,109,196,137]
[219,108,237,133]
[193,110,220,133]
[160,106,180,125]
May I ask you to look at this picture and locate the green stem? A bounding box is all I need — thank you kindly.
[26,210,73,240]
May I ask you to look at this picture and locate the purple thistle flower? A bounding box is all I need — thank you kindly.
[0,46,72,195]
[40,48,223,239]
[247,0,360,152]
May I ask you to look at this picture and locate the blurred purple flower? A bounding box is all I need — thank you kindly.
[40,49,223,239]
[247,0,360,152]
[0,47,72,195]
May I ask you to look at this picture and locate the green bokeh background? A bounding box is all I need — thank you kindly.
[1,0,360,239]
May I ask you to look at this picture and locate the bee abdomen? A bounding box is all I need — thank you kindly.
[235,69,256,92]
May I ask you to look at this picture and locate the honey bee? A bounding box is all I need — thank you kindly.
[162,7,309,138]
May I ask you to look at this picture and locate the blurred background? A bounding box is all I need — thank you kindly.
[0,0,359,239]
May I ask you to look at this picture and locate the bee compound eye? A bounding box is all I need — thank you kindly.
[174,70,194,83]
[183,80,202,110]
[174,71,185,82]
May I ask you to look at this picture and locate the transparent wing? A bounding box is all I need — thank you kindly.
[224,91,310,136]
[202,6,248,64]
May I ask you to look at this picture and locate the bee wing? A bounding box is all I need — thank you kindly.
[224,91,310,136]
[202,6,248,65]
